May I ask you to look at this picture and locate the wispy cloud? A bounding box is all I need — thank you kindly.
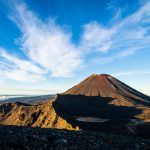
[0,88,58,95]
[107,0,118,10]
[0,48,45,74]
[0,47,46,82]
[8,1,83,78]
[92,48,137,64]
[113,70,150,77]
[80,22,115,52]
[82,1,150,63]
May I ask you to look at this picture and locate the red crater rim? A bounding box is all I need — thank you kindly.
[89,74,113,80]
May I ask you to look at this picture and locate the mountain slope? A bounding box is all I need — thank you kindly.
[65,74,150,106]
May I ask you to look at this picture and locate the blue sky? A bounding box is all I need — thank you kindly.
[0,0,150,95]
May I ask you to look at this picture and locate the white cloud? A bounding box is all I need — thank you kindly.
[80,22,115,52]
[0,48,46,82]
[0,48,45,75]
[81,1,150,63]
[0,68,46,83]
[9,2,83,78]
[81,23,113,54]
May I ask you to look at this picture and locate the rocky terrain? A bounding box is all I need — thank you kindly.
[0,125,150,150]
[0,100,75,130]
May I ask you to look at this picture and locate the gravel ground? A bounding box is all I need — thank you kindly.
[0,125,150,150]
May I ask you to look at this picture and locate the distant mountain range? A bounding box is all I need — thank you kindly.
[0,95,55,104]
[0,74,150,137]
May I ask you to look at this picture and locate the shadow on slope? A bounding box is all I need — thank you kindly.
[53,94,143,133]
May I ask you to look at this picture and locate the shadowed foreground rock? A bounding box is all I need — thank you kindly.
[0,125,150,150]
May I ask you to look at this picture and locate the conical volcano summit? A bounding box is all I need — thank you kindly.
[65,74,150,106]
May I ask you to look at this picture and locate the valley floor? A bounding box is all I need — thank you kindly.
[0,125,150,150]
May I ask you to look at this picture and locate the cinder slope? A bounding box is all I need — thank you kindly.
[65,74,150,106]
